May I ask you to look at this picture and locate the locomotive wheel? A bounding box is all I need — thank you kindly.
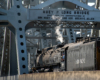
[53,66,60,72]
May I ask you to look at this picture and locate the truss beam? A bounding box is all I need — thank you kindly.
[32,0,97,10]
[28,9,100,21]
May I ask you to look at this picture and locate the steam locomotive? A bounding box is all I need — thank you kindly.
[32,37,100,72]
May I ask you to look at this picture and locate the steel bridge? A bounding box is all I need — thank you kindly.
[0,0,100,80]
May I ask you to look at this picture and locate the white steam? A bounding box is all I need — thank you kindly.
[55,25,63,43]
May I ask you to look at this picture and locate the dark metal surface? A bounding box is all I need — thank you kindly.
[79,42,95,70]
[10,32,17,75]
[36,47,62,67]
[67,41,96,71]
[67,43,80,71]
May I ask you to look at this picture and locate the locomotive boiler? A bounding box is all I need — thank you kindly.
[32,37,100,72]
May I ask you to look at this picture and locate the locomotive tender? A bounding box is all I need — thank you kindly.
[32,37,100,72]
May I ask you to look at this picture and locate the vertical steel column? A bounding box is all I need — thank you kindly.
[91,29,99,37]
[0,27,4,76]
[41,28,48,48]
[95,0,99,9]
[80,29,88,38]
[10,0,29,74]
[67,29,75,43]
[10,32,17,75]
[91,0,99,37]
[80,0,88,38]
[86,0,88,4]
[52,28,56,45]
[15,27,28,74]
[63,28,68,43]
[1,28,10,76]
[46,28,52,47]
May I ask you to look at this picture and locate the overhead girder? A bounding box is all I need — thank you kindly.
[28,9,100,22]
[41,1,76,9]
[32,0,97,10]
[25,21,100,29]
